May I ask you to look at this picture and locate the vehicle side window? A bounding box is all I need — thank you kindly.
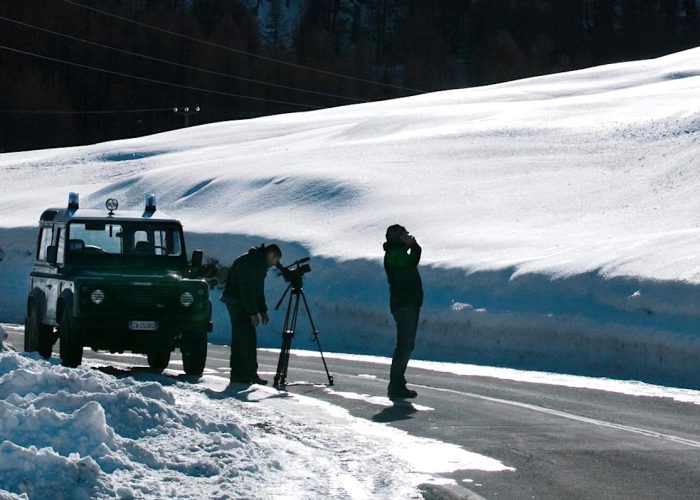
[37,225,54,261]
[155,229,182,256]
[56,227,65,264]
[133,230,149,247]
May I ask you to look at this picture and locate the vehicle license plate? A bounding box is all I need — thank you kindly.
[128,320,158,331]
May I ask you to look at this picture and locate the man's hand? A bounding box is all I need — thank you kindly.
[261,313,270,325]
[401,232,417,246]
[250,314,260,327]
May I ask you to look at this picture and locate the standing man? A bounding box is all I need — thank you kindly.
[383,224,423,398]
[222,244,282,385]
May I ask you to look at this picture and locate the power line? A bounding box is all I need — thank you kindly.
[0,106,261,119]
[0,15,366,104]
[0,107,172,115]
[62,0,426,95]
[200,108,261,117]
[0,44,322,110]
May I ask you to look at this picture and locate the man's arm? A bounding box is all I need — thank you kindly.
[238,265,261,316]
[386,236,422,268]
[257,275,268,314]
[223,261,236,294]
[257,270,269,325]
[408,242,421,265]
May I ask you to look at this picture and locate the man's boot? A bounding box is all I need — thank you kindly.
[388,385,417,399]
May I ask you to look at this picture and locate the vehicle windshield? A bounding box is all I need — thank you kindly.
[67,221,186,267]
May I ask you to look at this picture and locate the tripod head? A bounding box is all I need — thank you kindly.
[275,257,311,291]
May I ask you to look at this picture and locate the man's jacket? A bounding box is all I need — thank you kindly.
[222,246,269,315]
[383,241,424,312]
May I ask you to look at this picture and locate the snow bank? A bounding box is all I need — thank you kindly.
[0,350,512,499]
[2,48,700,386]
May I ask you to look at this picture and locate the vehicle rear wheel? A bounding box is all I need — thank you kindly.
[147,349,171,373]
[24,303,55,359]
[181,331,207,376]
[59,311,83,368]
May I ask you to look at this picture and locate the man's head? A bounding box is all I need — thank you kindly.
[265,244,282,267]
[385,224,407,243]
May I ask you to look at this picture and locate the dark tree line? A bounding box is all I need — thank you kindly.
[0,0,698,152]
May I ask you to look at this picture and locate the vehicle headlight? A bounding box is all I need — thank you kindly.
[90,289,105,305]
[180,291,194,307]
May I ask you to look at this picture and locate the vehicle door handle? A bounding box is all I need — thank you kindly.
[46,284,53,289]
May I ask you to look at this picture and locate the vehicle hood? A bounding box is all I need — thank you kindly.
[68,269,187,282]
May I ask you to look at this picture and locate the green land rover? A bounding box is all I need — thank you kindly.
[24,192,212,375]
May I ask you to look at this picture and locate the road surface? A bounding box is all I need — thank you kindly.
[4,324,700,499]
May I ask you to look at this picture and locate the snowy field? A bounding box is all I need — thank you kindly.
[1,48,700,387]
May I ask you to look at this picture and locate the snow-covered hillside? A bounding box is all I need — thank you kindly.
[1,48,699,279]
[1,48,700,386]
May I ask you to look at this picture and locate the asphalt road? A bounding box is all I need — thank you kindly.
[4,324,700,500]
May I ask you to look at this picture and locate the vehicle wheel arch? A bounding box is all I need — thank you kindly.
[27,289,47,319]
[57,290,74,321]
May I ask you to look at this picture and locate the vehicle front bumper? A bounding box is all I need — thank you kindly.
[72,314,212,353]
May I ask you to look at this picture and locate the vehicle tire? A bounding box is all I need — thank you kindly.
[24,303,54,359]
[147,349,171,373]
[181,331,207,376]
[59,310,83,368]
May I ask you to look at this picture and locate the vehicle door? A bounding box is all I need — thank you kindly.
[30,224,56,323]
[46,225,67,320]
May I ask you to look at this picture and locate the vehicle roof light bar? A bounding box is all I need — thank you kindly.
[68,192,79,211]
[145,193,157,214]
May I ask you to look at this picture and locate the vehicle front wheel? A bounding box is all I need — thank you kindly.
[181,331,207,376]
[24,303,55,359]
[59,311,83,368]
[147,349,171,373]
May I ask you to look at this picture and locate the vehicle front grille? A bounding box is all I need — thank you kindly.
[113,285,173,310]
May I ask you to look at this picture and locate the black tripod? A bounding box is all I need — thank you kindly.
[273,274,334,389]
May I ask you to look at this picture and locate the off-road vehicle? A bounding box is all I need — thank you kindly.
[24,192,212,374]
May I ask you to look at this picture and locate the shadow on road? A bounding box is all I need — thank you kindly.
[372,401,419,422]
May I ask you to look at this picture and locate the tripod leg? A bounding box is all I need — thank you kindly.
[274,289,295,388]
[274,333,293,388]
[300,290,334,386]
[274,290,301,389]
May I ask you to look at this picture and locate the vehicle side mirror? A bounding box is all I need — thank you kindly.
[191,249,203,269]
[46,245,58,264]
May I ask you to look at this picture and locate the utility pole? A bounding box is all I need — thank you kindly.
[173,106,200,127]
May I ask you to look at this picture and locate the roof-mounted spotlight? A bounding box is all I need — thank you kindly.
[105,198,119,215]
[145,193,157,213]
[68,192,79,211]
